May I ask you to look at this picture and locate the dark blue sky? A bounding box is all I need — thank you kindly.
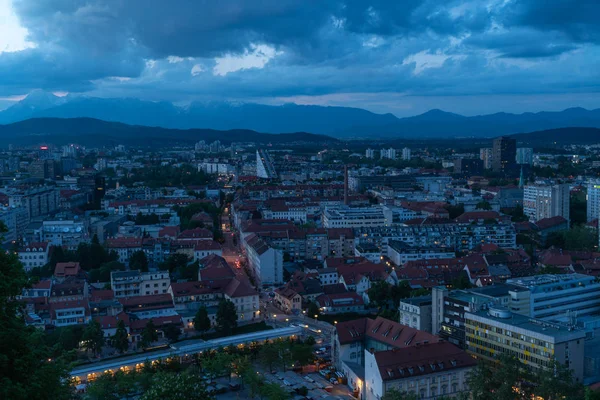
[0,0,599,116]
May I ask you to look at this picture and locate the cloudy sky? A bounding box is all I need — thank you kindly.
[0,0,599,116]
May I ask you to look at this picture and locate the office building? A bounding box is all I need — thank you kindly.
[380,148,396,160]
[587,178,600,222]
[387,241,455,266]
[505,274,600,322]
[492,136,516,173]
[516,147,534,165]
[523,183,570,222]
[365,148,375,159]
[28,160,56,179]
[402,147,411,161]
[465,307,585,382]
[479,148,493,169]
[348,175,416,191]
[454,158,483,176]
[256,149,277,179]
[323,206,392,228]
[111,270,171,298]
[8,187,60,219]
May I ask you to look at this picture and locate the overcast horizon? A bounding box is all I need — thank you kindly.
[1,0,600,117]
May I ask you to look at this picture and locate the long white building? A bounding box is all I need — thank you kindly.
[244,233,283,285]
[523,183,569,223]
[323,205,393,228]
[256,149,277,179]
[587,178,600,222]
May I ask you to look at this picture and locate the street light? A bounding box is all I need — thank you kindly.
[334,321,338,325]
[314,315,318,319]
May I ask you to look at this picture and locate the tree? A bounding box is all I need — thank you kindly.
[367,281,392,308]
[140,371,212,400]
[534,359,584,400]
[216,298,238,336]
[85,373,120,400]
[111,319,129,354]
[89,261,126,282]
[130,250,149,272]
[160,253,190,274]
[0,221,72,400]
[140,319,159,348]
[305,336,316,346]
[260,382,290,400]
[451,271,473,289]
[194,306,211,335]
[307,301,320,319]
[163,324,181,343]
[82,319,105,355]
[476,200,492,210]
[291,343,314,372]
[258,342,281,372]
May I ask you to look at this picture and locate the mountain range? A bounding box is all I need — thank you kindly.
[2,91,600,138]
[0,118,337,147]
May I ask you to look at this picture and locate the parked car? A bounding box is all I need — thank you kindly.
[329,378,339,385]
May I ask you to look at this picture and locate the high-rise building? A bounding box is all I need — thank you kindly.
[492,136,516,173]
[588,178,600,222]
[401,147,411,161]
[380,148,396,160]
[28,160,56,179]
[523,183,570,222]
[256,149,277,179]
[479,148,493,169]
[516,147,534,165]
[365,148,375,159]
[454,158,484,176]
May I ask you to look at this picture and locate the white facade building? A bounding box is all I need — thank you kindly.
[365,148,375,159]
[323,206,392,228]
[516,147,534,165]
[587,178,600,222]
[479,148,493,169]
[256,149,277,179]
[523,183,570,222]
[244,234,283,285]
[111,270,171,298]
[380,148,396,160]
[402,147,411,161]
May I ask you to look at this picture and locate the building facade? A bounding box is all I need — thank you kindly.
[523,183,570,223]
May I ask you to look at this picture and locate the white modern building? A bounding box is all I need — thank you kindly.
[506,274,600,322]
[380,148,396,160]
[111,270,171,298]
[402,147,411,161]
[523,183,570,223]
[365,148,375,159]
[587,178,600,222]
[479,148,493,169]
[323,205,392,228]
[244,233,283,285]
[516,147,534,165]
[387,241,455,266]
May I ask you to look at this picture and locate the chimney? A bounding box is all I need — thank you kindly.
[344,165,349,205]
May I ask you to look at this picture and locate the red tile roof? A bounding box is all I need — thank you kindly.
[54,262,81,278]
[336,316,439,347]
[374,341,476,381]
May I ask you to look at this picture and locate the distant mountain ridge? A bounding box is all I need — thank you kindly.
[0,117,338,146]
[0,92,599,138]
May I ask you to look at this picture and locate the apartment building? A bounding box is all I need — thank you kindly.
[523,183,570,223]
[323,206,392,228]
[110,270,171,298]
[17,242,51,272]
[8,187,60,218]
[465,307,585,382]
[587,178,600,223]
[387,240,455,266]
[244,233,283,285]
[398,296,432,333]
